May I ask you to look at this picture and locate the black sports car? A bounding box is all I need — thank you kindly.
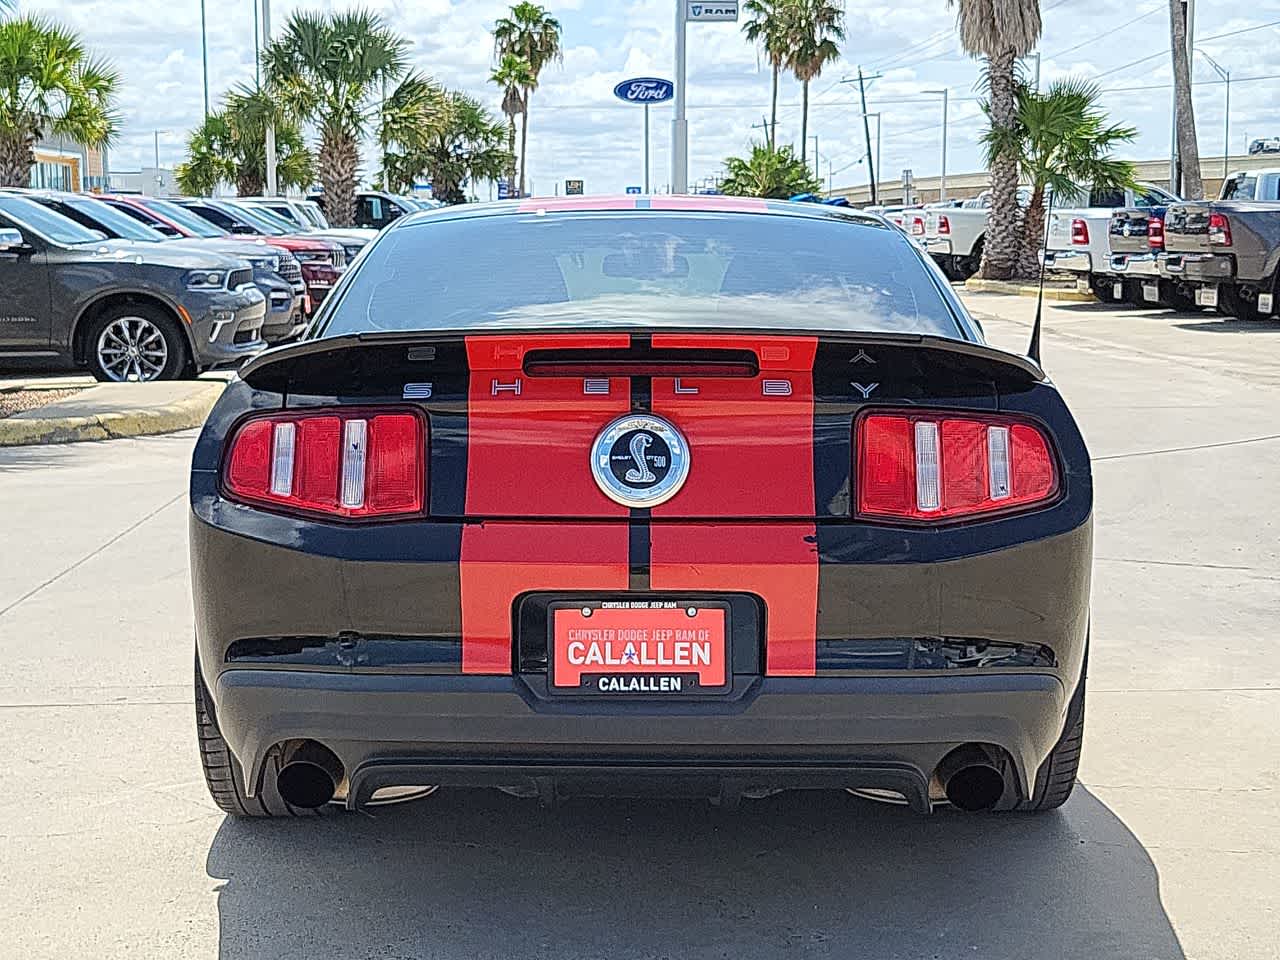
[191,196,1092,817]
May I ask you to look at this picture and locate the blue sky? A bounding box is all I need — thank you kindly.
[24,0,1280,196]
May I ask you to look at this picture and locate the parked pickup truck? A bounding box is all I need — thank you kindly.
[1107,199,1196,310]
[924,188,1031,280]
[1041,183,1181,302]
[1161,169,1280,320]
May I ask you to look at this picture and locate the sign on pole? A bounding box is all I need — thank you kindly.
[565,179,585,196]
[612,78,675,104]
[686,2,739,21]
[497,178,511,200]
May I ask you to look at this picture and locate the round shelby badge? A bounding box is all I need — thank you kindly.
[591,414,690,508]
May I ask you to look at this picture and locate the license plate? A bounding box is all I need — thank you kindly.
[1076,278,1090,293]
[1112,281,1124,300]
[1197,286,1219,308]
[1258,293,1274,315]
[549,600,729,695]
[1143,283,1160,303]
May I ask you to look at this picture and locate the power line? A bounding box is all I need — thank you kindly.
[1092,18,1280,80]
[1044,4,1165,60]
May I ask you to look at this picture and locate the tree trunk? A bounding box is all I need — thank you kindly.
[519,92,531,198]
[1017,184,1047,279]
[769,64,779,149]
[320,130,359,227]
[237,170,265,197]
[800,80,809,163]
[980,47,1021,281]
[507,116,517,185]
[0,135,35,188]
[1169,0,1203,199]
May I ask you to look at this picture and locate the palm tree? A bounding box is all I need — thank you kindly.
[386,92,511,205]
[743,0,791,149]
[492,3,563,198]
[490,53,534,192]
[378,72,446,190]
[0,16,119,187]
[783,0,845,164]
[722,142,821,198]
[949,0,1042,280]
[1168,0,1202,199]
[176,87,313,197]
[263,10,409,226]
[985,78,1137,277]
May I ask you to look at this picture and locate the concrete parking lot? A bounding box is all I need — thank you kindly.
[1,293,1276,959]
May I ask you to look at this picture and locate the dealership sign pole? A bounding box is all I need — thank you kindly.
[673,2,739,194]
[614,78,675,194]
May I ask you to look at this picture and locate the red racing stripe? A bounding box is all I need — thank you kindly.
[650,523,819,676]
[649,196,769,212]
[465,334,631,517]
[516,197,639,212]
[650,335,818,517]
[461,523,630,674]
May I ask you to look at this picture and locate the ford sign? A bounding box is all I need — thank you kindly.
[613,78,675,105]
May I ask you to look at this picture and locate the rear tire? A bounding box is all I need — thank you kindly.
[1013,653,1086,813]
[195,656,326,819]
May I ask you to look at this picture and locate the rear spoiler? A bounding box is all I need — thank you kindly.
[238,328,1046,395]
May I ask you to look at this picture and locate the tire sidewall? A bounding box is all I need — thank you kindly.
[84,303,190,382]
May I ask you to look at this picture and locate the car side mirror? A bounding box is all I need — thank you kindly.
[0,227,30,253]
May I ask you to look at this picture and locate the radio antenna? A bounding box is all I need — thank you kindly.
[1028,188,1053,366]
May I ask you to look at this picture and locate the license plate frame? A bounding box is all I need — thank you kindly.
[547,598,732,697]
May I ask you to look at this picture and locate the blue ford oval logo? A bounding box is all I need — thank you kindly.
[613,77,675,105]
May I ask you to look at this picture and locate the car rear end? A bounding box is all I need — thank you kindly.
[1109,207,1179,306]
[191,200,1092,816]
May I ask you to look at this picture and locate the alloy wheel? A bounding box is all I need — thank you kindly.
[96,316,169,382]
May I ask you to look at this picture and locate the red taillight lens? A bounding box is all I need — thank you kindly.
[1070,218,1089,245]
[910,216,925,236]
[1147,216,1165,250]
[856,412,1058,521]
[1208,212,1232,246]
[224,410,426,518]
[937,215,951,235]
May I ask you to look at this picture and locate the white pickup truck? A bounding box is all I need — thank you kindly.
[1041,182,1181,302]
[924,189,1031,280]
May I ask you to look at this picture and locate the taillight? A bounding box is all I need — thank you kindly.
[856,412,1058,521]
[224,409,426,518]
[1070,219,1089,245]
[1147,216,1164,250]
[910,216,925,236]
[1208,212,1232,246]
[937,215,951,235]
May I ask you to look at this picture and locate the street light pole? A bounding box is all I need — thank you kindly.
[672,0,688,194]
[1196,49,1231,183]
[811,135,819,182]
[924,89,948,201]
[200,0,209,118]
[262,0,277,196]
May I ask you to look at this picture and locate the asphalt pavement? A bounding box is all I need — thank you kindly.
[1,294,1276,959]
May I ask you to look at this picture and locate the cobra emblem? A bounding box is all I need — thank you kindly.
[625,433,657,483]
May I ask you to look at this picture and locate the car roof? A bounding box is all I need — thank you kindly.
[394,194,888,230]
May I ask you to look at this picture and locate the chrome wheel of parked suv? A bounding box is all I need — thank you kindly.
[87,304,187,382]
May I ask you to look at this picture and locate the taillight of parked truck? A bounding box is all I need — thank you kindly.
[1147,217,1164,250]
[937,215,951,235]
[1071,219,1089,245]
[1208,213,1232,246]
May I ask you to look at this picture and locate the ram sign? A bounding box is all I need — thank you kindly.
[686,2,739,21]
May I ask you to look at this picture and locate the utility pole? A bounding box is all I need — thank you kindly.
[672,0,688,194]
[200,0,209,118]
[843,68,880,205]
[253,1,260,88]
[262,0,277,196]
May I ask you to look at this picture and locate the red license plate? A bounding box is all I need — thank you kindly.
[550,600,729,695]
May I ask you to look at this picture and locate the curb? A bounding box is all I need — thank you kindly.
[0,382,224,447]
[963,278,1097,302]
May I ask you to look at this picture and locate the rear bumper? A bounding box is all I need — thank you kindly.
[1109,252,1163,277]
[1161,251,1234,281]
[1040,249,1093,274]
[925,238,953,256]
[213,669,1069,811]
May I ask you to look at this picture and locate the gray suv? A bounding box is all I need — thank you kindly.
[0,194,265,381]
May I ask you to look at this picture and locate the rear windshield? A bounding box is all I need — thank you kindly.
[317,211,965,340]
